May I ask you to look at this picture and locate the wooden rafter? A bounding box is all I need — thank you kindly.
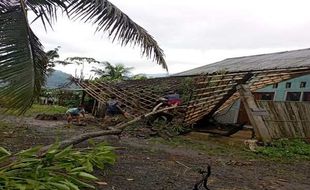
[74,67,310,126]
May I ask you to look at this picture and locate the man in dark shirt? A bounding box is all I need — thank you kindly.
[105,95,129,118]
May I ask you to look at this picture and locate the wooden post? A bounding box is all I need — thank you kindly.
[80,90,86,105]
[237,84,271,144]
[92,99,97,116]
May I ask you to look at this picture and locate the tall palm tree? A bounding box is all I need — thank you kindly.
[91,62,133,81]
[0,0,167,113]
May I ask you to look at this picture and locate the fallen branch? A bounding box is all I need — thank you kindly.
[40,105,178,153]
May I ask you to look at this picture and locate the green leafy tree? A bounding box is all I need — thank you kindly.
[91,62,133,81]
[0,0,167,114]
[57,57,100,66]
[55,56,101,80]
[46,47,60,74]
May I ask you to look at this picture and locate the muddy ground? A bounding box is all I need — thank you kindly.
[0,115,309,190]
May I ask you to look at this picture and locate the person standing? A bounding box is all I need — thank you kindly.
[105,95,129,118]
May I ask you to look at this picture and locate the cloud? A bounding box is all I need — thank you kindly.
[30,0,310,75]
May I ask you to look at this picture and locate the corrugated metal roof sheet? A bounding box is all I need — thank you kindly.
[175,48,310,76]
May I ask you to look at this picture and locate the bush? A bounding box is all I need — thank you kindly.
[256,139,310,160]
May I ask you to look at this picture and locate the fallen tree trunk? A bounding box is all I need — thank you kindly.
[40,105,178,153]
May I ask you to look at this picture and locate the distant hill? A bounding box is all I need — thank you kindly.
[45,70,74,89]
[45,71,169,89]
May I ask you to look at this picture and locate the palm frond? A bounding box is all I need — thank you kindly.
[26,0,67,30]
[91,68,108,76]
[67,0,167,70]
[0,1,19,12]
[114,63,133,76]
[0,4,47,113]
[26,0,167,70]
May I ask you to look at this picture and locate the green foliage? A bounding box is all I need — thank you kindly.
[46,47,61,74]
[1,104,67,117]
[60,57,100,66]
[256,139,310,160]
[0,0,166,114]
[208,69,228,87]
[40,89,83,107]
[0,5,48,114]
[0,142,116,190]
[179,77,194,103]
[91,62,133,82]
[168,123,191,135]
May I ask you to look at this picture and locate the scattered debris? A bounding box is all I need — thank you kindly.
[96,181,108,186]
[244,139,258,152]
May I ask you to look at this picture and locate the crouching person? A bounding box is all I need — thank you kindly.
[66,105,85,125]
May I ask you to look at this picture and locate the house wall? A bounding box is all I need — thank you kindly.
[214,100,240,124]
[256,75,310,101]
[215,74,310,124]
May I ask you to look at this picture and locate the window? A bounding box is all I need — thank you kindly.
[254,92,274,100]
[261,93,274,100]
[302,92,310,101]
[300,82,307,88]
[286,82,291,88]
[272,83,278,88]
[286,92,301,101]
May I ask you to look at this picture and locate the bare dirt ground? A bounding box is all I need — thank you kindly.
[1,115,309,190]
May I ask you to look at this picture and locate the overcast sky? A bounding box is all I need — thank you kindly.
[31,0,310,77]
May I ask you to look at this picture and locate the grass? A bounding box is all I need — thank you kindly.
[150,136,255,159]
[256,139,310,161]
[1,104,67,117]
[150,135,310,162]
[0,120,13,130]
[24,104,67,116]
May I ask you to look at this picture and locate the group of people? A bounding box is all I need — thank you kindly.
[65,91,182,125]
[65,95,128,125]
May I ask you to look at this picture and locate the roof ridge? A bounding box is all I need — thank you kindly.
[224,48,310,60]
